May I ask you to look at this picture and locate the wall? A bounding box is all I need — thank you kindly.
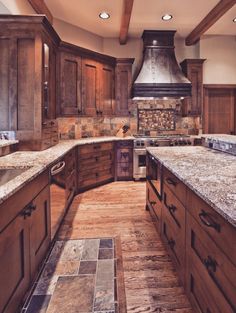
[0,0,35,14]
[53,18,103,53]
[200,35,236,84]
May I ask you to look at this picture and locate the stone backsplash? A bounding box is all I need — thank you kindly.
[58,99,201,139]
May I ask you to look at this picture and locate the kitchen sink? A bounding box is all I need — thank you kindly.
[0,168,29,187]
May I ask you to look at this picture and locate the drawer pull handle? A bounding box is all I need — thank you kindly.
[167,204,176,213]
[95,157,98,162]
[203,256,217,273]
[21,207,32,219]
[166,177,177,186]
[168,239,175,249]
[150,201,156,206]
[96,173,99,177]
[199,211,221,232]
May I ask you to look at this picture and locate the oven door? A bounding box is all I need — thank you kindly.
[133,149,147,180]
[50,160,66,240]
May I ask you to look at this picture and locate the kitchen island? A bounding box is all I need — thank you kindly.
[146,145,236,313]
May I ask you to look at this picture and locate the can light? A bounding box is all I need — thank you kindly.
[233,17,236,23]
[99,12,110,19]
[162,14,173,21]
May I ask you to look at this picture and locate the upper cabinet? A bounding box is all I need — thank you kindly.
[57,43,117,117]
[115,58,134,116]
[0,16,60,150]
[180,59,205,116]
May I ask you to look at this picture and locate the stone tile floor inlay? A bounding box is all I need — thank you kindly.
[22,238,119,313]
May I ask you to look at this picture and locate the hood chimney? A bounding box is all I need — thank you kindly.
[132,30,191,98]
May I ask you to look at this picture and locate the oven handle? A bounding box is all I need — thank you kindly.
[51,161,66,176]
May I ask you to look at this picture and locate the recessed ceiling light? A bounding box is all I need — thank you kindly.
[99,12,110,19]
[233,17,236,23]
[162,14,173,21]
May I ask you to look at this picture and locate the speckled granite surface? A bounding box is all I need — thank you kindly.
[201,134,236,144]
[147,146,236,227]
[0,140,18,148]
[0,137,133,205]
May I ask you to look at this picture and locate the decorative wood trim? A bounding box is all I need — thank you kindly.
[203,84,236,89]
[185,0,236,46]
[119,0,134,45]
[59,41,117,66]
[28,0,53,24]
[116,58,135,65]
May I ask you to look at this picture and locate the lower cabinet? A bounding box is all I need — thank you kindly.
[146,159,236,313]
[77,142,114,192]
[0,183,50,313]
[115,140,133,180]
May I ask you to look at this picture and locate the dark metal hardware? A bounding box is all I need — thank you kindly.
[21,207,32,219]
[93,145,101,150]
[96,173,99,177]
[203,256,217,273]
[166,177,177,186]
[29,204,36,211]
[199,211,221,232]
[50,121,55,126]
[78,109,82,114]
[95,157,98,162]
[168,239,175,249]
[167,204,176,213]
[150,201,156,206]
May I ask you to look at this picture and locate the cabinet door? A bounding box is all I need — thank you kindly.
[100,64,115,115]
[59,52,82,116]
[0,213,30,313]
[82,58,100,116]
[115,63,132,116]
[30,185,51,278]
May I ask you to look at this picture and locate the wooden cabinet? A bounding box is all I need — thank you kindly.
[180,59,205,116]
[77,142,114,192]
[65,148,77,205]
[115,58,134,116]
[0,172,50,313]
[146,180,162,233]
[0,16,60,150]
[100,63,115,115]
[58,52,82,116]
[115,140,133,180]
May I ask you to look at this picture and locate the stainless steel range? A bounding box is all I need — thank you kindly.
[133,134,195,180]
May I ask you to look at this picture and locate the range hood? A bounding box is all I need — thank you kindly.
[133,30,191,98]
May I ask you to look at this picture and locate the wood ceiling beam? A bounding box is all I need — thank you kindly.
[185,0,236,46]
[119,0,134,45]
[28,0,53,24]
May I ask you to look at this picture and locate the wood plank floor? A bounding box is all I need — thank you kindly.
[57,181,193,313]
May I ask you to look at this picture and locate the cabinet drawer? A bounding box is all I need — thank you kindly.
[78,151,113,169]
[187,189,236,265]
[186,212,236,312]
[187,263,225,313]
[78,161,113,176]
[116,140,133,148]
[163,167,186,206]
[163,183,185,231]
[78,142,113,155]
[116,148,132,163]
[146,181,162,233]
[161,209,185,285]
[78,167,113,190]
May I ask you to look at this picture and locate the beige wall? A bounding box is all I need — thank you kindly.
[200,35,236,84]
[0,0,35,14]
[53,18,103,53]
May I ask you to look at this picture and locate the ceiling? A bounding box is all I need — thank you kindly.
[45,0,236,38]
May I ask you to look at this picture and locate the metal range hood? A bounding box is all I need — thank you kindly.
[132,30,191,98]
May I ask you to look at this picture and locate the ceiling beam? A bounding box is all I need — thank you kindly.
[185,0,236,46]
[28,0,53,24]
[119,0,134,45]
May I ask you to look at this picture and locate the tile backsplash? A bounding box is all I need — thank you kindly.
[58,99,200,139]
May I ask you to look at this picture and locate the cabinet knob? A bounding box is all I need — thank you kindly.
[199,211,221,232]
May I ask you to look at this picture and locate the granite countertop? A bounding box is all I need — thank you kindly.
[0,136,134,205]
[0,140,18,148]
[147,146,236,227]
[201,134,236,144]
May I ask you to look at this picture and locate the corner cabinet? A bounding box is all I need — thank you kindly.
[0,171,50,313]
[180,59,205,116]
[0,16,60,150]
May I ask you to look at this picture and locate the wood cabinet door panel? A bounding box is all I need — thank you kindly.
[100,64,114,115]
[30,186,51,278]
[186,212,236,312]
[60,53,82,116]
[116,148,132,163]
[146,181,162,233]
[0,214,30,313]
[82,59,100,116]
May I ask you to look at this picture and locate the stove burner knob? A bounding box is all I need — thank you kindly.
[154,141,159,147]
[187,140,192,145]
[141,141,145,147]
[182,140,187,145]
[179,141,184,145]
[169,142,174,146]
[136,141,140,146]
[174,141,178,146]
[150,140,154,146]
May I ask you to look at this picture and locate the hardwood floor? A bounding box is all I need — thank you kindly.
[57,181,193,313]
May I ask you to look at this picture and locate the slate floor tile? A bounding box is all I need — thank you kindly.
[79,261,97,274]
[46,276,95,313]
[58,240,84,261]
[96,260,114,289]
[94,286,115,311]
[33,276,58,296]
[81,239,99,260]
[98,249,114,259]
[25,295,51,313]
[100,239,113,249]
